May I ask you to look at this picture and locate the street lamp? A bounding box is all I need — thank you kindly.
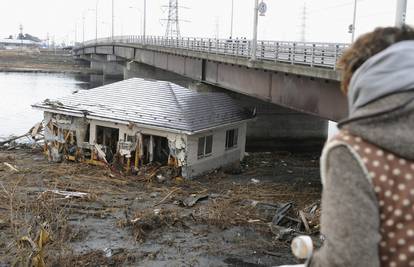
[349,0,357,43]
[143,0,147,39]
[230,0,234,38]
[396,0,407,27]
[251,0,267,61]
[112,0,115,40]
[95,0,99,42]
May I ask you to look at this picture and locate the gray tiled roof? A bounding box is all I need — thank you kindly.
[33,78,252,133]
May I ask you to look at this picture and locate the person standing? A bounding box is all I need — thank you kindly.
[308,26,414,267]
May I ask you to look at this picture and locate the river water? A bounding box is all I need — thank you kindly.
[0,72,338,141]
[0,72,90,139]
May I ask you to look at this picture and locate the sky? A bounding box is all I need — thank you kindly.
[0,0,413,45]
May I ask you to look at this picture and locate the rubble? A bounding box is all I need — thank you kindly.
[0,147,322,266]
[182,194,209,207]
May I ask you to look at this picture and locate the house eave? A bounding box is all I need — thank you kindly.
[33,105,252,136]
[188,118,253,135]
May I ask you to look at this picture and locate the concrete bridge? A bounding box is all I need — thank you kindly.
[73,36,349,122]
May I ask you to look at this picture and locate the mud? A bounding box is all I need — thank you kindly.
[0,148,321,266]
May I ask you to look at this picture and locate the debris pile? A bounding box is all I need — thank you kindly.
[0,147,322,266]
[0,122,44,150]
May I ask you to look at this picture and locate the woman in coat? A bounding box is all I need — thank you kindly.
[308,26,414,267]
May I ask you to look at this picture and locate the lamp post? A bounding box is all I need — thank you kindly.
[351,0,357,42]
[143,0,147,39]
[250,0,267,60]
[112,0,115,40]
[230,0,234,38]
[396,0,407,27]
[95,0,99,42]
[251,0,259,60]
[74,22,78,44]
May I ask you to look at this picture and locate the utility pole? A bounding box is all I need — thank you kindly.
[395,0,407,27]
[95,0,99,42]
[214,16,220,39]
[74,23,77,44]
[112,0,115,40]
[82,15,85,43]
[299,3,307,42]
[230,0,234,38]
[251,0,259,60]
[19,24,23,52]
[351,0,357,42]
[143,0,147,39]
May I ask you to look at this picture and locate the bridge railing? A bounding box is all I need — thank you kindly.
[78,36,349,70]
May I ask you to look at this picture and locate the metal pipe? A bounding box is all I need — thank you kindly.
[351,0,357,43]
[395,0,407,27]
[251,0,259,60]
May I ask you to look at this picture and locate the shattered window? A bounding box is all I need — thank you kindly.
[225,128,238,149]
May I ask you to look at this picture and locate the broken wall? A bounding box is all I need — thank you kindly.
[89,118,189,167]
[44,112,90,147]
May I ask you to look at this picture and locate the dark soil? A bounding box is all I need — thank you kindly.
[0,148,321,267]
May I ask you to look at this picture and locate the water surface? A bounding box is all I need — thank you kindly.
[0,72,87,138]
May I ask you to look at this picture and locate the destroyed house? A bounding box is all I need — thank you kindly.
[32,78,253,178]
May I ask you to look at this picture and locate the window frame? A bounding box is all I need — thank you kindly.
[225,128,239,150]
[197,135,213,159]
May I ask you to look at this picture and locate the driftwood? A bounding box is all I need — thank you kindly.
[0,121,45,148]
[4,162,19,172]
[0,133,29,146]
[299,210,310,233]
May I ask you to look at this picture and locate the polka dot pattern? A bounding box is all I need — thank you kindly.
[334,131,414,266]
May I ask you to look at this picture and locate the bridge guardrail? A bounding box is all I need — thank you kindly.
[77,36,349,70]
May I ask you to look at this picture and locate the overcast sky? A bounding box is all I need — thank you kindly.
[1,0,412,44]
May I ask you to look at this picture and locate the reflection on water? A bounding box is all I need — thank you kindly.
[0,72,91,138]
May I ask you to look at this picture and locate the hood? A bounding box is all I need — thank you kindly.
[348,40,414,115]
[339,41,414,160]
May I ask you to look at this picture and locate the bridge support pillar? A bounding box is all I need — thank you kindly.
[103,61,124,79]
[124,61,193,88]
[194,83,328,152]
[89,54,106,74]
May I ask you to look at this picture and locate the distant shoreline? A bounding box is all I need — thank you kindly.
[0,49,96,75]
[0,67,99,75]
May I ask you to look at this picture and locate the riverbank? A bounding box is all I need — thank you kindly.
[0,49,94,74]
[0,148,321,266]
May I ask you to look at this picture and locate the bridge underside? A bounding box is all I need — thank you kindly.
[76,44,347,122]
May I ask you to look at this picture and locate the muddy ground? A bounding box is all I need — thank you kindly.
[0,148,321,267]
